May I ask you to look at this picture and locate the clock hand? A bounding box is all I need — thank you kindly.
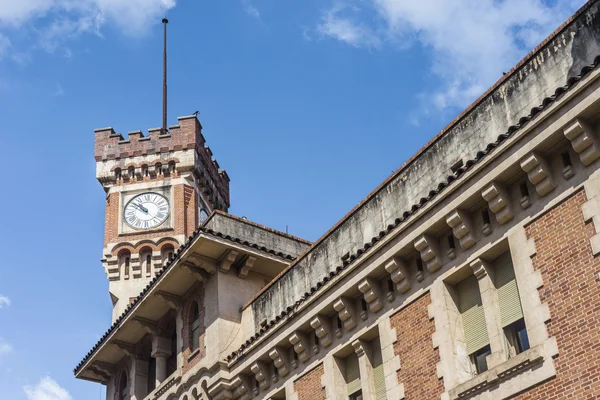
[132,203,149,213]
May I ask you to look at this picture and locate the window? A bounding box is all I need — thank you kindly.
[118,372,128,400]
[146,255,152,274]
[345,353,361,398]
[472,346,491,374]
[190,302,200,352]
[457,274,490,375]
[119,251,131,280]
[161,244,175,266]
[494,253,529,358]
[371,339,387,400]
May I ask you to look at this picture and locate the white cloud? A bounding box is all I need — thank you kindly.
[0,338,13,358]
[0,0,175,59]
[317,5,380,49]
[243,1,261,20]
[315,0,586,111]
[0,295,10,308]
[24,377,72,400]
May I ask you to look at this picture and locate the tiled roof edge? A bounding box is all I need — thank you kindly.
[73,227,297,375]
[239,0,599,313]
[226,57,600,364]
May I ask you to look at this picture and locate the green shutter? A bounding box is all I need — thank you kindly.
[371,339,387,400]
[346,353,361,395]
[458,275,489,354]
[495,253,524,327]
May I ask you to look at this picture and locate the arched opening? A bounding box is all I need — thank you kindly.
[161,244,175,266]
[127,166,135,179]
[141,164,149,178]
[118,250,131,280]
[139,247,153,277]
[114,168,122,181]
[118,371,128,400]
[190,301,200,352]
[155,163,163,176]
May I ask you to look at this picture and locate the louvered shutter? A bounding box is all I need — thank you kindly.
[495,253,524,327]
[458,275,489,354]
[371,339,387,400]
[346,353,361,395]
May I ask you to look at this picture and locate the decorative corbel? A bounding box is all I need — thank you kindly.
[187,252,217,274]
[358,277,384,313]
[268,347,290,377]
[333,297,358,331]
[563,118,600,166]
[446,210,476,249]
[93,361,116,377]
[208,383,233,400]
[352,338,371,358]
[310,315,333,348]
[414,235,442,273]
[182,261,209,282]
[289,332,310,363]
[469,258,489,280]
[238,256,257,278]
[232,375,252,400]
[219,249,239,273]
[154,290,183,311]
[384,257,411,294]
[87,366,111,383]
[481,182,514,224]
[111,340,136,356]
[133,316,160,335]
[520,152,556,197]
[250,361,270,391]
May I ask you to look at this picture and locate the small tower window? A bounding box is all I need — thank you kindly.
[118,372,128,400]
[190,302,200,352]
[146,254,152,274]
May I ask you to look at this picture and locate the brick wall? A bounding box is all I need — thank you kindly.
[515,189,600,398]
[294,364,325,400]
[182,285,206,375]
[391,293,444,400]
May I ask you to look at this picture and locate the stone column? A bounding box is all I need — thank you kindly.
[470,258,506,369]
[353,339,376,400]
[152,336,172,386]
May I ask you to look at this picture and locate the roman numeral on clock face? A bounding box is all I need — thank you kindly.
[123,192,170,230]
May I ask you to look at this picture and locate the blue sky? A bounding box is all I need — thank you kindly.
[0,0,586,399]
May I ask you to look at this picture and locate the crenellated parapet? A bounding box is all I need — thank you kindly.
[95,115,230,211]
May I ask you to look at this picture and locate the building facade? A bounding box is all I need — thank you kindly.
[75,2,600,399]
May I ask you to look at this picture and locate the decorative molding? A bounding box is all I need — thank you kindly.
[446,210,476,249]
[239,256,257,278]
[352,339,369,358]
[187,252,216,274]
[469,258,488,280]
[310,316,333,348]
[132,316,160,335]
[154,290,183,311]
[481,183,514,224]
[289,332,310,363]
[232,375,252,400]
[182,262,209,282]
[250,361,270,390]
[269,347,290,378]
[414,235,442,273]
[384,257,411,294]
[333,297,358,332]
[520,152,556,197]
[358,277,384,313]
[111,340,136,356]
[219,249,239,273]
[563,118,600,166]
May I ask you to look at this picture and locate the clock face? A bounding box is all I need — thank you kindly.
[124,192,170,230]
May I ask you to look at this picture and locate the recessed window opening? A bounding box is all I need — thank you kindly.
[387,279,394,293]
[360,298,368,312]
[519,182,529,198]
[190,302,200,352]
[416,258,423,272]
[472,345,491,374]
[448,234,456,249]
[458,274,490,376]
[337,317,343,330]
[146,254,152,274]
[561,151,572,168]
[481,209,491,225]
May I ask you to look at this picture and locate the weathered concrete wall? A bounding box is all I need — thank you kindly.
[204,213,310,258]
[251,2,600,328]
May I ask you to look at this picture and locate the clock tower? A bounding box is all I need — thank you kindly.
[94,115,230,321]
